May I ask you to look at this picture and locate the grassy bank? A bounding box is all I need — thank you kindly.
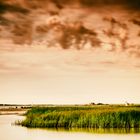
[19,105,140,128]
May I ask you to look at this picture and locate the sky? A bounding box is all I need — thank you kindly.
[0,49,140,104]
[0,0,140,105]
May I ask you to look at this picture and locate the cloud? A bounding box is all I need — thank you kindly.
[51,0,140,10]
[0,1,29,14]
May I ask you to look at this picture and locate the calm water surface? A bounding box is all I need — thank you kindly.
[0,115,140,140]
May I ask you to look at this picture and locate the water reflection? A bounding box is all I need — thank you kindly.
[43,128,140,134]
[1,115,140,140]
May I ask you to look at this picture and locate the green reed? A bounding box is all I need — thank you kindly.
[19,105,140,128]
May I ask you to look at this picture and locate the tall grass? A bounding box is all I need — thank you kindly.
[19,105,140,128]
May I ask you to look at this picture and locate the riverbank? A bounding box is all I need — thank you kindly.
[19,105,140,128]
[0,108,28,115]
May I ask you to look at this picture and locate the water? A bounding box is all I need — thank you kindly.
[0,115,140,140]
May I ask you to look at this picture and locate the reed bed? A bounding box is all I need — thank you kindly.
[19,105,140,128]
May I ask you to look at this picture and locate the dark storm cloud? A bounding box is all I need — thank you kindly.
[0,1,29,14]
[51,0,140,10]
[122,0,140,10]
[1,0,140,11]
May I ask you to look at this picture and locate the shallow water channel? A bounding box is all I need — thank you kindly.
[0,115,140,140]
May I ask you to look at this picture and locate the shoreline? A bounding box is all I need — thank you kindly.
[0,111,27,115]
[0,109,28,115]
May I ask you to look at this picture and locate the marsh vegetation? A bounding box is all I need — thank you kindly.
[19,105,140,128]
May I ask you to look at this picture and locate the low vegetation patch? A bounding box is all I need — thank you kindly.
[18,105,140,128]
